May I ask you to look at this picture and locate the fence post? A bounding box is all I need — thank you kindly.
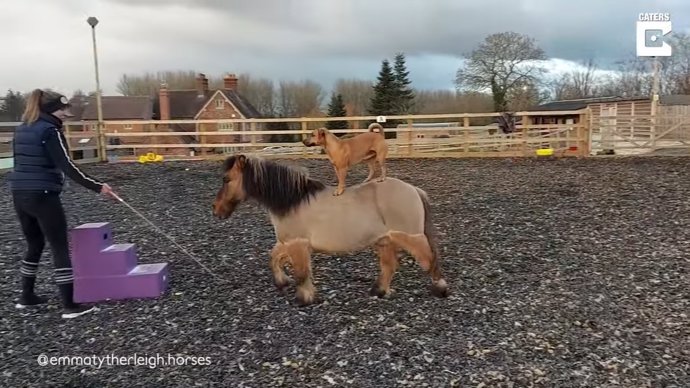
[463,116,470,154]
[521,114,529,156]
[407,119,414,156]
[301,119,308,157]
[578,110,589,157]
[250,121,258,154]
[98,122,107,162]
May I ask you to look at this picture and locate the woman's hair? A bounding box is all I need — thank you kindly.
[22,89,44,123]
[21,88,71,124]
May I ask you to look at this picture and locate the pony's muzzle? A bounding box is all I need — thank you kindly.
[212,200,239,219]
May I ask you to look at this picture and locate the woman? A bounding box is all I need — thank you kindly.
[8,88,117,319]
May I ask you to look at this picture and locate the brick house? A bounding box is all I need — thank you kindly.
[153,73,263,155]
[69,95,154,158]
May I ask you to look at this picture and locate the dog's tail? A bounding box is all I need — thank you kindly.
[368,123,384,136]
[416,187,449,297]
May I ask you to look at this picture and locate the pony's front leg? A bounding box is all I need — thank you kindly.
[370,237,399,298]
[270,242,290,291]
[285,239,316,306]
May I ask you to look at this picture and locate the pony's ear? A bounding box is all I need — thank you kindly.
[317,128,325,138]
[237,154,247,169]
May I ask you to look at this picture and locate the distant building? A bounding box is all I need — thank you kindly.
[152,73,263,154]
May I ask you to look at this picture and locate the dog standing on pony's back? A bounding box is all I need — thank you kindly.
[212,154,449,306]
[302,122,388,196]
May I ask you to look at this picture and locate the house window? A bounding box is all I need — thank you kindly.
[218,122,234,131]
[215,99,224,109]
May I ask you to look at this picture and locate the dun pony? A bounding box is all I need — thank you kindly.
[212,155,449,305]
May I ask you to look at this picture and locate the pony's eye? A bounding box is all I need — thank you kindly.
[223,176,230,183]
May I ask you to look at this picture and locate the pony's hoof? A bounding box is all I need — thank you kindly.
[296,288,316,306]
[333,189,344,196]
[274,279,289,292]
[376,177,385,182]
[369,284,392,298]
[296,295,315,306]
[431,279,449,298]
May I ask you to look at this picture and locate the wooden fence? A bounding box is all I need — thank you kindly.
[3,108,688,165]
[54,110,591,162]
[588,111,690,155]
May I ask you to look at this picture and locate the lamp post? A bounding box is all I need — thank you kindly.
[87,16,106,161]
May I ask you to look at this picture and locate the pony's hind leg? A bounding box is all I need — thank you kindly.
[270,242,290,291]
[387,231,449,297]
[370,236,399,298]
[284,239,317,306]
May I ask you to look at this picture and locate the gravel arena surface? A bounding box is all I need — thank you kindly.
[1,156,689,387]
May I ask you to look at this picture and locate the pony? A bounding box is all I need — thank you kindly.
[212,154,449,306]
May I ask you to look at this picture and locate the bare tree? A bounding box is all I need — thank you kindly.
[115,70,225,96]
[549,59,601,100]
[236,73,276,116]
[455,31,548,112]
[414,90,493,114]
[507,79,549,111]
[599,55,653,97]
[333,78,374,116]
[570,59,599,98]
[660,32,690,94]
[276,80,325,117]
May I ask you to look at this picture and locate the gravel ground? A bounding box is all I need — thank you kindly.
[1,156,688,387]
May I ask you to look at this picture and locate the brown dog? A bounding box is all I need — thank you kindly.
[302,123,387,196]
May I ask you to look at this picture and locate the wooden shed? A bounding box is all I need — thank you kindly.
[527,95,690,154]
[527,95,690,125]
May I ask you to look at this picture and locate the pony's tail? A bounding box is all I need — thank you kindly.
[416,187,447,296]
[368,122,384,136]
[22,89,43,124]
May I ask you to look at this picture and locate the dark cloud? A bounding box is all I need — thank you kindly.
[101,0,690,63]
[0,0,688,95]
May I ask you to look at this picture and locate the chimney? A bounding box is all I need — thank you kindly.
[159,83,170,121]
[223,73,238,90]
[195,73,208,96]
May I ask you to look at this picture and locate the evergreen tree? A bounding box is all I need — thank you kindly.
[326,93,348,132]
[368,59,400,138]
[392,52,415,114]
[368,59,397,116]
[0,89,26,122]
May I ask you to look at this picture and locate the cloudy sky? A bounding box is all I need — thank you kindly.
[1,0,688,96]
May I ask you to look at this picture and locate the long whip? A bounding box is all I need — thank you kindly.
[110,192,229,283]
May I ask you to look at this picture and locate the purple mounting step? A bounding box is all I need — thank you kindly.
[73,263,169,303]
[69,222,114,260]
[73,243,138,278]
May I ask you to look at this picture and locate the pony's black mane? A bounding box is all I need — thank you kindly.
[224,156,326,216]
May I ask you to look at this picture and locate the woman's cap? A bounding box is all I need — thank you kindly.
[40,92,73,117]
[40,93,72,112]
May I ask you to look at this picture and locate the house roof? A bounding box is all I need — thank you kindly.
[528,96,648,111]
[80,96,154,120]
[529,94,690,112]
[153,88,262,119]
[659,94,690,105]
